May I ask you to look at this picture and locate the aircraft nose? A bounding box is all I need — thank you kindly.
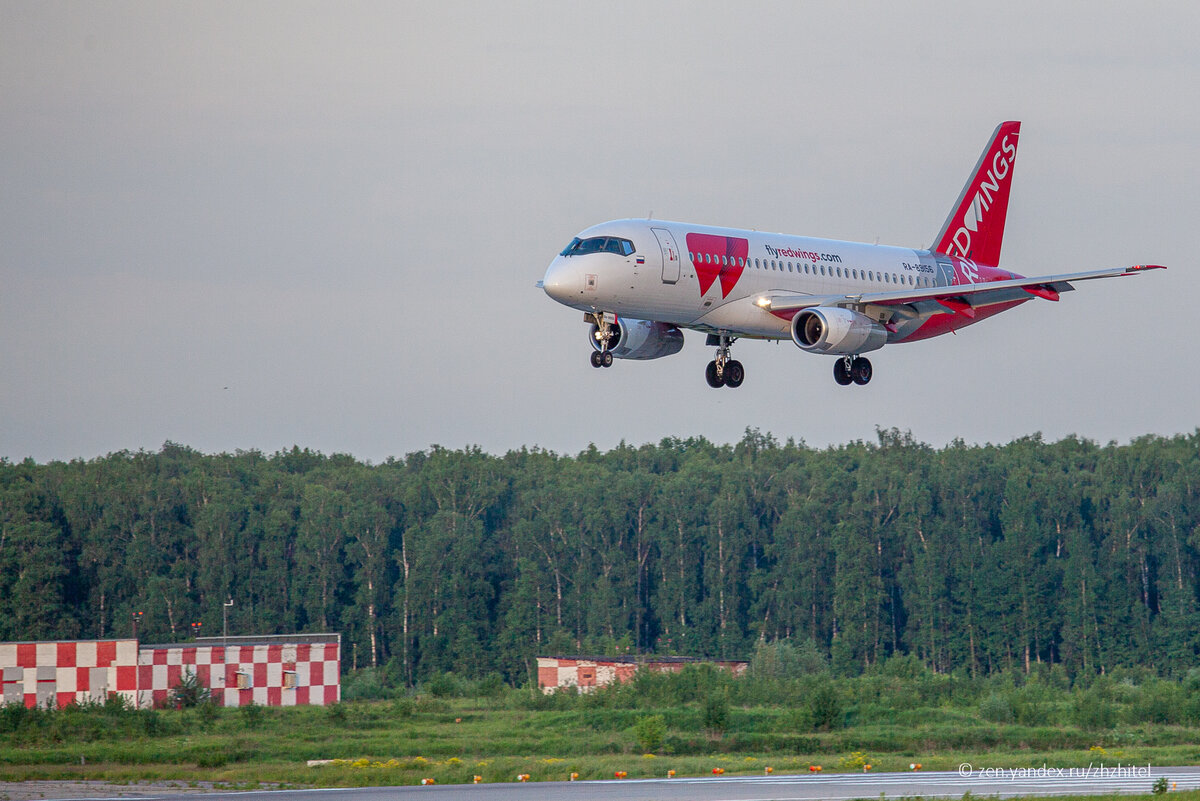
[542,256,579,303]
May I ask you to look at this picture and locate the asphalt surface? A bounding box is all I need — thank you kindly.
[18,765,1200,801]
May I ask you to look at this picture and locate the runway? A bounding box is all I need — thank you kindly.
[22,764,1200,801]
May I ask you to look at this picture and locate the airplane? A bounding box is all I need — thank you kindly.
[539,121,1163,387]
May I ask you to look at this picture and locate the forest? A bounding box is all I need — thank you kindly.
[2,428,1199,685]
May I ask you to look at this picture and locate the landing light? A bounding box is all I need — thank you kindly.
[755,296,771,308]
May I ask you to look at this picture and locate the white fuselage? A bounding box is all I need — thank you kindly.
[542,219,948,341]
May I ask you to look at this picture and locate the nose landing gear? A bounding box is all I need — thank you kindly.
[705,334,744,388]
[834,355,872,386]
[589,313,615,368]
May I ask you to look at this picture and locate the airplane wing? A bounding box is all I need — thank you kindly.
[755,264,1165,318]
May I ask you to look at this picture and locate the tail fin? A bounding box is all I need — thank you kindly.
[931,121,1021,266]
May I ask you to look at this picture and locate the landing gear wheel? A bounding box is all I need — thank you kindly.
[601,351,614,368]
[851,357,872,385]
[590,351,603,368]
[705,333,739,389]
[833,358,853,386]
[724,360,745,388]
[705,360,725,388]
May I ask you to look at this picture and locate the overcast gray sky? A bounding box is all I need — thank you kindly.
[2,1,1196,463]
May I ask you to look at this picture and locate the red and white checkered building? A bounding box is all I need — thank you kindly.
[0,634,340,709]
[537,654,748,694]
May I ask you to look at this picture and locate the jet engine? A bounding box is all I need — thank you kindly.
[589,318,684,360]
[791,307,887,355]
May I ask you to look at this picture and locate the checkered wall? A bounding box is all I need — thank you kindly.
[536,657,637,694]
[136,643,340,707]
[0,640,137,709]
[0,639,340,709]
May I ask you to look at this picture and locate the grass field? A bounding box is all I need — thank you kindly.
[3,684,1200,789]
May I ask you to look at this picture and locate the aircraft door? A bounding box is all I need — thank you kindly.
[652,228,681,284]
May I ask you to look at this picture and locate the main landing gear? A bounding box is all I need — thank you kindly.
[705,334,744,388]
[834,355,872,386]
[589,315,615,368]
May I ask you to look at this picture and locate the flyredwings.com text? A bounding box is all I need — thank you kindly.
[764,245,841,263]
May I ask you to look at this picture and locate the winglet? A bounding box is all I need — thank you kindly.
[1125,264,1166,272]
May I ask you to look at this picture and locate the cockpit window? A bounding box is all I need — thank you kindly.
[560,236,635,257]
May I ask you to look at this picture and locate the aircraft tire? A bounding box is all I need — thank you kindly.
[851,357,872,385]
[833,359,853,386]
[601,351,614,367]
[590,351,603,368]
[725,360,745,388]
[705,361,725,388]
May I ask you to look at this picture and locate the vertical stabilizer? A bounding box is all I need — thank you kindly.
[931,121,1021,266]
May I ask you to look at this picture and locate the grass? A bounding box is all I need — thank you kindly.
[3,687,1200,788]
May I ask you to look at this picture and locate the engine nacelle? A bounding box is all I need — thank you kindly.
[791,307,887,355]
[589,318,684,360]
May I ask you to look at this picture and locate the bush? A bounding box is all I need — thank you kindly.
[342,667,394,701]
[979,693,1014,723]
[750,639,829,679]
[240,701,264,729]
[425,672,464,698]
[1129,681,1183,725]
[0,701,37,734]
[702,692,729,735]
[807,682,844,731]
[195,700,219,728]
[633,714,666,753]
[1073,687,1116,730]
